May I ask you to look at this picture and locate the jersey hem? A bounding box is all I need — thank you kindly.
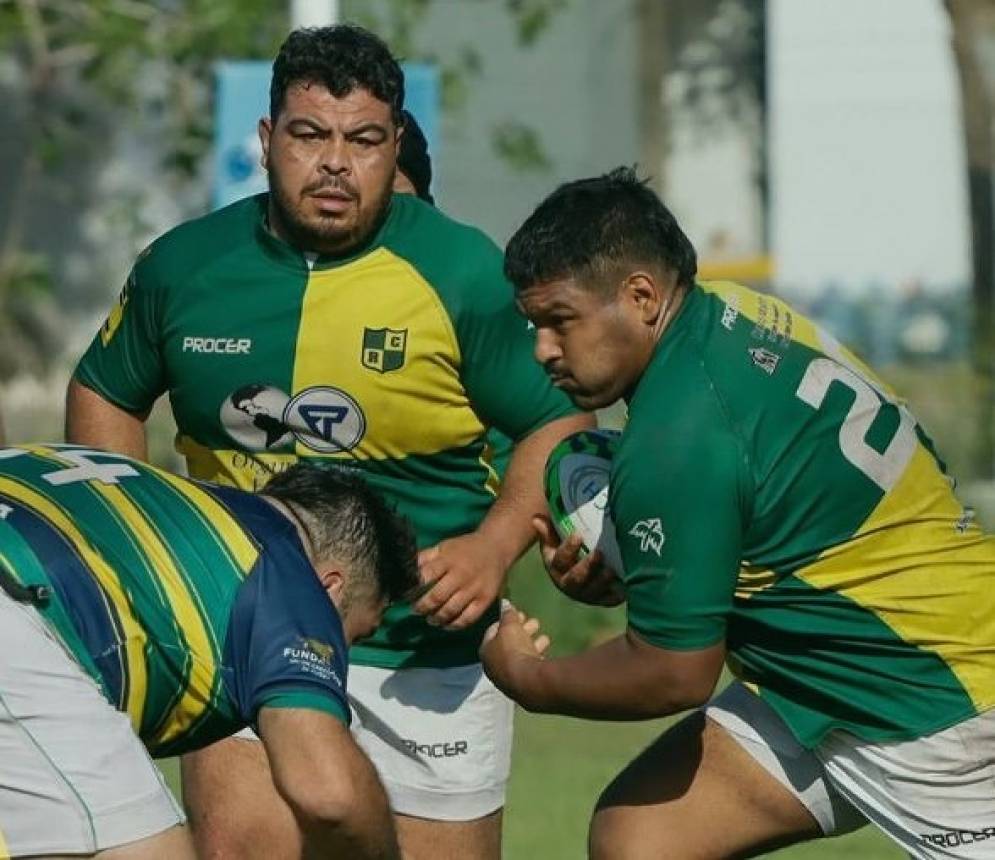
[72,369,155,418]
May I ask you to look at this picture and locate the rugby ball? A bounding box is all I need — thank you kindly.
[544,428,623,572]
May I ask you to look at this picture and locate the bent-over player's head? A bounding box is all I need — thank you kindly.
[394,109,434,204]
[262,463,417,643]
[260,25,404,256]
[504,167,698,410]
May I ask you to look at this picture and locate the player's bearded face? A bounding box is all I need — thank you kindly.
[260,83,398,255]
[518,278,646,410]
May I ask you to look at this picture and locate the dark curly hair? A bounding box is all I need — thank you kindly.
[504,166,698,294]
[262,462,418,604]
[270,25,404,125]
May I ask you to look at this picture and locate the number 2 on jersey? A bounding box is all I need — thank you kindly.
[796,358,917,491]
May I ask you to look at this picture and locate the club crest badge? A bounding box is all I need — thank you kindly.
[362,327,408,374]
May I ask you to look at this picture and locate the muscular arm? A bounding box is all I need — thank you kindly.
[258,707,400,860]
[415,411,595,628]
[480,412,595,565]
[65,378,149,460]
[482,608,725,720]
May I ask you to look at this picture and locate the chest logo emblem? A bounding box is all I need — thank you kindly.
[629,518,666,556]
[362,327,408,374]
[220,384,366,453]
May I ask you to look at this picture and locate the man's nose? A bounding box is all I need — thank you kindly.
[533,328,561,365]
[318,137,349,174]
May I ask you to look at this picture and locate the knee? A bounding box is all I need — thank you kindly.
[589,801,633,860]
[187,800,301,859]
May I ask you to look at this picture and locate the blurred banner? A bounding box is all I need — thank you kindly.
[212,61,439,210]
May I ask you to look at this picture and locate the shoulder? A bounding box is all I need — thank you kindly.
[620,328,742,482]
[132,195,265,289]
[383,195,506,303]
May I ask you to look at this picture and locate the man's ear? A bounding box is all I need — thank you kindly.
[621,271,666,325]
[316,565,346,606]
[258,117,274,170]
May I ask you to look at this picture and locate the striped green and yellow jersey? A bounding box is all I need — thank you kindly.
[74,193,576,668]
[0,444,350,757]
[614,281,995,747]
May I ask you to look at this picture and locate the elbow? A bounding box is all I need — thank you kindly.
[281,778,364,830]
[640,671,720,718]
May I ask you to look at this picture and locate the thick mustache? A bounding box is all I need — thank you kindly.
[304,179,358,198]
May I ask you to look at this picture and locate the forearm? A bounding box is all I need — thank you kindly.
[297,752,399,860]
[479,412,595,567]
[260,709,400,860]
[517,631,723,720]
[65,378,149,460]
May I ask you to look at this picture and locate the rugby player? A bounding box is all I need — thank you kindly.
[483,167,995,859]
[65,24,590,860]
[0,445,417,858]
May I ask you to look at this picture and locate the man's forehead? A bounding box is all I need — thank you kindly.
[281,81,393,123]
[520,277,585,308]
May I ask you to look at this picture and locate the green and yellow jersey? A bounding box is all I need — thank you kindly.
[0,444,350,757]
[74,193,576,668]
[614,281,995,747]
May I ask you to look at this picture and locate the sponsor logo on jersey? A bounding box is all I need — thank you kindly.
[284,386,366,453]
[219,384,367,453]
[283,636,340,683]
[955,507,977,534]
[402,739,470,758]
[100,275,132,347]
[361,327,407,373]
[921,827,995,849]
[749,347,781,375]
[721,294,740,331]
[182,336,252,354]
[629,518,665,556]
[220,384,293,450]
[751,296,793,347]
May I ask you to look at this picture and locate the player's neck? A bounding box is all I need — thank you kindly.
[260,495,317,564]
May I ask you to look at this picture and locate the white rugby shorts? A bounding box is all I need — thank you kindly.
[707,680,995,859]
[348,662,514,821]
[233,661,515,821]
[0,591,184,857]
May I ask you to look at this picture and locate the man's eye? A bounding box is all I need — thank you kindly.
[294,131,321,141]
[350,137,377,148]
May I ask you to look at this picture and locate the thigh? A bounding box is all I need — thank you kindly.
[590,711,823,860]
[395,810,502,860]
[96,824,196,859]
[349,663,513,860]
[819,708,995,859]
[181,735,302,860]
[0,595,183,858]
[707,682,866,837]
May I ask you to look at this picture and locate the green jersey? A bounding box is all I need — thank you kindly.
[0,444,351,757]
[74,193,576,668]
[614,281,995,748]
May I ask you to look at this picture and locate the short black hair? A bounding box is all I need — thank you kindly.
[262,462,417,604]
[504,166,698,293]
[270,25,405,125]
[397,110,434,204]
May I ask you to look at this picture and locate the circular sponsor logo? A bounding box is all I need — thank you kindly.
[220,384,293,451]
[283,386,366,453]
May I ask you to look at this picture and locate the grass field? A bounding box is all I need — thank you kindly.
[158,710,901,858]
[505,710,900,859]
